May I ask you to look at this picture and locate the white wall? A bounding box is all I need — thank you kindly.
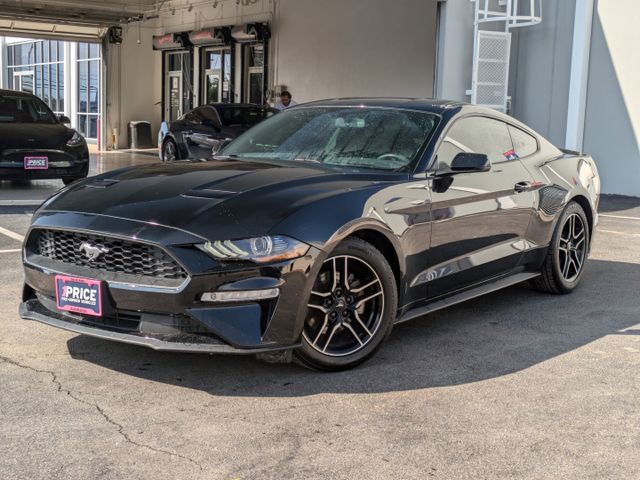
[272,0,438,103]
[435,0,475,102]
[509,1,576,148]
[105,21,162,149]
[582,1,640,197]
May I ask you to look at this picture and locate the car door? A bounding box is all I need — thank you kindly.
[183,107,223,159]
[423,115,536,298]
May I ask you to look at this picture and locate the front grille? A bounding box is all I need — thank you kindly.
[33,229,187,280]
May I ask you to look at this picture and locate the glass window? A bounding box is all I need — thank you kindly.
[78,43,88,60]
[51,41,58,62]
[35,65,43,98]
[223,107,439,171]
[89,116,97,138]
[42,66,49,104]
[78,61,87,112]
[89,43,100,59]
[89,60,99,113]
[508,125,538,158]
[436,116,514,169]
[35,42,42,64]
[58,64,65,112]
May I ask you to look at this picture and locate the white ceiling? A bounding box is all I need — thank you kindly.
[0,0,160,28]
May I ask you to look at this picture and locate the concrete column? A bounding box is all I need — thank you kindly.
[565,0,595,151]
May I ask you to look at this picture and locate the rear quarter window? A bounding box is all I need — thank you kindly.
[508,125,538,158]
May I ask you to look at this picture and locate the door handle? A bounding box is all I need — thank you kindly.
[514,181,532,193]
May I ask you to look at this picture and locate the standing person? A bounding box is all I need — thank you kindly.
[274,90,298,110]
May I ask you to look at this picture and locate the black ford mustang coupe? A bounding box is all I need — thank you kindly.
[0,89,89,185]
[20,99,600,370]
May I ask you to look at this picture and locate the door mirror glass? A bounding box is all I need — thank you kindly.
[449,152,490,173]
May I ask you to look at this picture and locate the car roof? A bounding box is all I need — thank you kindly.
[299,97,468,113]
[0,88,37,98]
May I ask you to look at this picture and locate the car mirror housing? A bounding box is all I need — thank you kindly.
[58,115,71,124]
[450,152,491,173]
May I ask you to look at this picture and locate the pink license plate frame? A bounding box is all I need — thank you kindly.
[55,275,102,317]
[24,156,49,170]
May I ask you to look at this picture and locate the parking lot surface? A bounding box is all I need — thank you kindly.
[1,159,639,479]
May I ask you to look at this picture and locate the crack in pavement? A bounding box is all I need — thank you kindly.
[0,354,204,471]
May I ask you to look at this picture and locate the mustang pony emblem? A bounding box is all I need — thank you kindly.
[78,242,109,261]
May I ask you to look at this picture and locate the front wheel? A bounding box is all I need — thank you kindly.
[531,201,590,294]
[162,139,178,162]
[295,237,397,371]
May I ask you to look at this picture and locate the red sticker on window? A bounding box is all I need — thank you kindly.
[503,149,519,160]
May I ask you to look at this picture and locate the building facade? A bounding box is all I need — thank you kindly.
[0,0,637,196]
[0,36,102,142]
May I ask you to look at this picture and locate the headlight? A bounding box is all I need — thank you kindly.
[66,131,84,147]
[197,235,309,263]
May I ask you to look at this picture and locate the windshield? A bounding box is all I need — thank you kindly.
[0,94,58,124]
[222,106,439,171]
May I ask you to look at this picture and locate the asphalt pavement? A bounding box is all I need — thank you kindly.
[0,161,639,479]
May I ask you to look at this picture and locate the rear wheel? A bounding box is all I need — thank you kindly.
[162,139,178,162]
[531,201,590,294]
[294,237,397,371]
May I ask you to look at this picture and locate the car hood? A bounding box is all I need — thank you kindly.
[41,159,389,240]
[0,123,72,150]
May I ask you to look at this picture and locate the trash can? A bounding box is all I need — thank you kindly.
[128,121,153,149]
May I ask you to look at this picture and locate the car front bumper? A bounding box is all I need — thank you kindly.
[0,148,89,180]
[19,211,324,355]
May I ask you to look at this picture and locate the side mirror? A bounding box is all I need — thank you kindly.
[450,152,490,173]
[211,138,233,157]
[58,115,71,124]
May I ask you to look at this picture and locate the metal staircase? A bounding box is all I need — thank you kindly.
[467,0,542,112]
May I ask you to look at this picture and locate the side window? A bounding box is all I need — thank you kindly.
[200,106,222,130]
[508,125,538,158]
[435,116,514,170]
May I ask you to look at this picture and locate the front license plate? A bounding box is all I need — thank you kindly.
[55,275,102,317]
[24,156,49,170]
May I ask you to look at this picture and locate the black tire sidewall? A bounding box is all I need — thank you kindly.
[550,202,590,293]
[295,238,397,371]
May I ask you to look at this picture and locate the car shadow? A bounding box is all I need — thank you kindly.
[598,194,640,213]
[67,259,639,396]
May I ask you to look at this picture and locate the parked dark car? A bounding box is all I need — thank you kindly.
[20,98,600,370]
[0,89,89,185]
[158,103,278,161]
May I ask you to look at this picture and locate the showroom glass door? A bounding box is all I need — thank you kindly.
[13,71,35,94]
[164,51,192,121]
[203,48,231,104]
[245,44,265,105]
[167,72,183,121]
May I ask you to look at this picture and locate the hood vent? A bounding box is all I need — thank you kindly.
[181,188,236,200]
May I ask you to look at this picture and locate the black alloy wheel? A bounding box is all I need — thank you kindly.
[532,201,590,294]
[163,139,178,162]
[295,237,397,371]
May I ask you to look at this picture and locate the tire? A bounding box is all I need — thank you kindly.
[162,138,178,162]
[294,237,397,371]
[531,201,590,294]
